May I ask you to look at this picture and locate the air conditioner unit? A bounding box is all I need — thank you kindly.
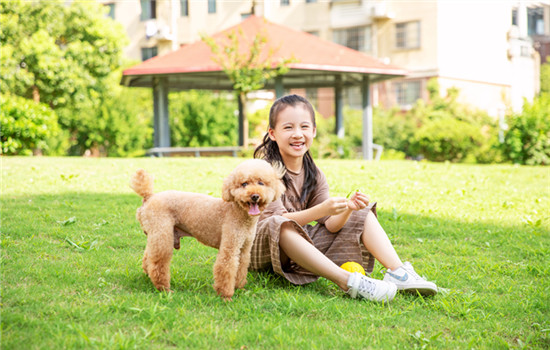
[145,20,158,39]
[156,26,173,41]
[371,3,394,20]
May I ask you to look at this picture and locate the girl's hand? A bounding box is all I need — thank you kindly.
[346,191,370,211]
[322,197,351,216]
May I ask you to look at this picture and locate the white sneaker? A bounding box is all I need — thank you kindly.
[346,272,397,303]
[383,262,438,296]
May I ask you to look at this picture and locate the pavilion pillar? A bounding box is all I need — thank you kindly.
[275,76,284,98]
[361,75,373,160]
[153,77,171,148]
[334,75,344,138]
[237,95,244,147]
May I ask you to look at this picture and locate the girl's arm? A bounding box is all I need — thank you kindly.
[322,192,371,233]
[282,197,349,227]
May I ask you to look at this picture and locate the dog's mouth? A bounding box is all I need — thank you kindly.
[248,202,261,216]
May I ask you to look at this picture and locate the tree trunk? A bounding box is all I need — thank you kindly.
[238,92,249,148]
[32,85,40,103]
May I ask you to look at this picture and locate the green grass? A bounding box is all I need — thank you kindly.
[2,156,549,349]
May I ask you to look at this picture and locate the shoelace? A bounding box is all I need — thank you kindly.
[403,263,423,280]
[357,278,376,297]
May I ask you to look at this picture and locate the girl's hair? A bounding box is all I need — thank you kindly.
[254,94,318,204]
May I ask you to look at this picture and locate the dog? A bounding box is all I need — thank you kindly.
[130,159,285,300]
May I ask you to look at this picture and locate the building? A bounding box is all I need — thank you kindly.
[101,0,550,116]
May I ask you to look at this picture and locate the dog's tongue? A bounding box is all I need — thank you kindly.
[248,203,260,216]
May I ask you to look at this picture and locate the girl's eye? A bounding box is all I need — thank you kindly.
[241,182,248,187]
[258,181,264,186]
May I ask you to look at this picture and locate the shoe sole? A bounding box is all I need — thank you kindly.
[398,286,438,296]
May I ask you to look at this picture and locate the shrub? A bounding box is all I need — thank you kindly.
[169,91,238,147]
[0,93,59,155]
[61,85,153,157]
[410,117,485,162]
[501,93,550,165]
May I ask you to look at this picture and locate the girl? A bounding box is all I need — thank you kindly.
[250,94,437,302]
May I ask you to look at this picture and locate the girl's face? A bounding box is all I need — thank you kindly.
[268,104,316,166]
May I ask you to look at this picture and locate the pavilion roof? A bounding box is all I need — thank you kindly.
[121,15,407,90]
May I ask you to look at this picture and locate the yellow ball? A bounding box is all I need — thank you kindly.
[340,262,365,275]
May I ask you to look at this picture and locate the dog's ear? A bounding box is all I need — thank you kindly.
[270,162,286,201]
[272,178,286,202]
[272,161,286,179]
[222,172,235,202]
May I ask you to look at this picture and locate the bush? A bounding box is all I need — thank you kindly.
[501,93,550,165]
[61,85,153,157]
[373,106,416,155]
[405,79,500,163]
[169,91,238,147]
[410,117,484,162]
[0,93,59,155]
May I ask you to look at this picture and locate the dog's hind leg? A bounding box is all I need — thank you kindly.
[234,238,254,290]
[143,219,174,292]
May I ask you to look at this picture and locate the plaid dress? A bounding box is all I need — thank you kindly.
[249,167,376,285]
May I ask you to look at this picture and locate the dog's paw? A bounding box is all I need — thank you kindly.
[214,285,235,301]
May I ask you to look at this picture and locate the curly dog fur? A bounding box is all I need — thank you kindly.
[131,159,285,300]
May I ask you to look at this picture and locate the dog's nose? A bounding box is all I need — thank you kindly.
[251,194,260,203]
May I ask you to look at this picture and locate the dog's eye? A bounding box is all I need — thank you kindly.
[241,182,248,188]
[258,181,265,186]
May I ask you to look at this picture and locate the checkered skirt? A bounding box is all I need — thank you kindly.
[249,204,377,285]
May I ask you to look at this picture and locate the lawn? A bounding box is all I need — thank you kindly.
[1,156,549,349]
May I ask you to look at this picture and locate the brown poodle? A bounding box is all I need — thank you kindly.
[130,159,285,300]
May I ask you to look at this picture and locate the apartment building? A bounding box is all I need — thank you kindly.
[101,0,550,115]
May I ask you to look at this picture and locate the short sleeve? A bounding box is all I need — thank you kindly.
[259,198,288,222]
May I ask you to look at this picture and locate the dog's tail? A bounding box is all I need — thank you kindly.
[130,169,154,202]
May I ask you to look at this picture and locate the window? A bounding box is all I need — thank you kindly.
[306,0,317,3]
[208,0,216,14]
[394,80,421,107]
[333,26,372,52]
[528,7,544,36]
[181,0,188,16]
[281,0,290,6]
[140,0,156,21]
[141,47,158,61]
[105,3,115,19]
[395,21,420,49]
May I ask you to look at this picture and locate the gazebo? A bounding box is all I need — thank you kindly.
[121,15,407,160]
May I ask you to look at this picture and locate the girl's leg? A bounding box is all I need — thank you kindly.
[279,222,350,290]
[361,210,403,270]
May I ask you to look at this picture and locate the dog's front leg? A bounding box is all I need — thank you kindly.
[234,238,254,290]
[213,233,242,301]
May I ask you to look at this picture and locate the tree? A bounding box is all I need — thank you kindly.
[0,0,131,154]
[202,25,295,147]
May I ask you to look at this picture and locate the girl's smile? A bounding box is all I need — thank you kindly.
[268,104,316,172]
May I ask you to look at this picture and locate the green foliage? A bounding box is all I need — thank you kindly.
[1,0,135,156]
[406,79,499,162]
[202,28,295,95]
[501,93,550,165]
[0,0,128,111]
[168,91,238,147]
[410,117,484,162]
[0,93,59,155]
[373,107,417,155]
[65,85,154,157]
[541,56,550,94]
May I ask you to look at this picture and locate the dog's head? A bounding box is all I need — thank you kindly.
[222,159,286,216]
